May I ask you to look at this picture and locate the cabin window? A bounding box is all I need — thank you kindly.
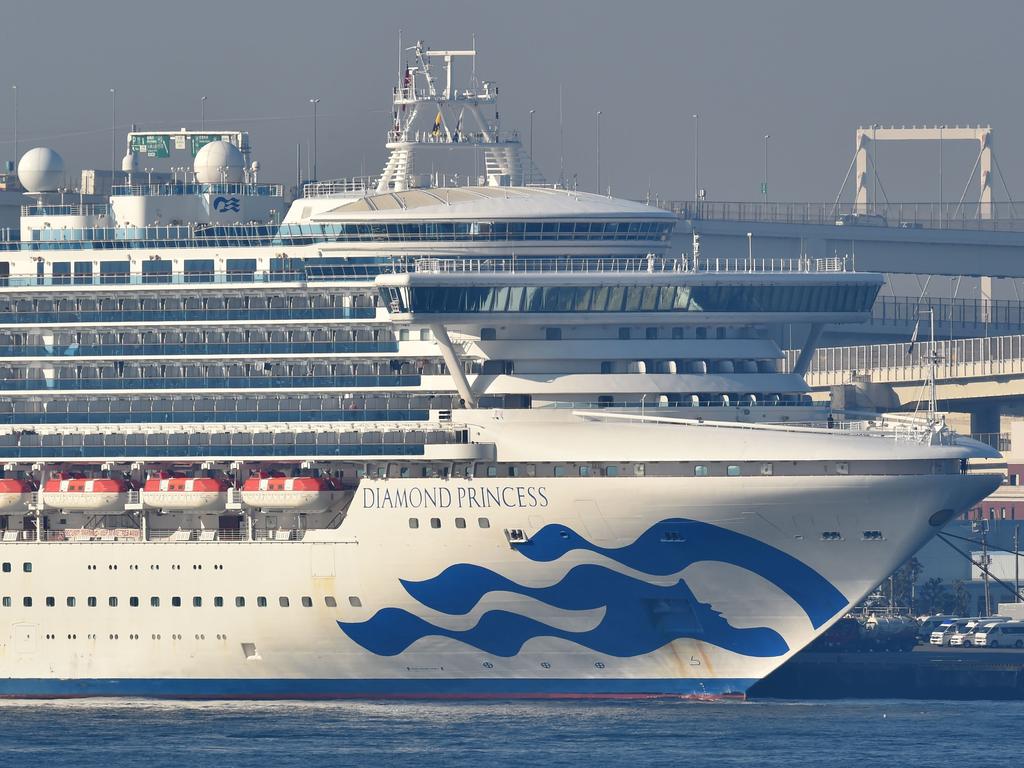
[1,597,9,608]
[554,466,567,477]
[455,518,467,529]
[430,518,441,529]
[129,596,139,607]
[45,596,55,607]
[605,466,619,477]
[172,596,182,607]
[579,466,590,477]
[1,563,9,573]
[694,465,709,477]
[646,327,658,339]
[478,518,491,529]
[88,597,97,607]
[23,597,31,607]
[279,597,290,608]
[66,597,76,607]
[235,597,245,607]
[325,596,338,608]
[108,597,118,607]
[349,596,362,607]
[408,518,419,529]
[301,596,313,608]
[618,327,631,340]
[727,465,741,477]
[214,596,224,607]
[23,562,31,573]
[150,597,160,607]
[257,596,268,607]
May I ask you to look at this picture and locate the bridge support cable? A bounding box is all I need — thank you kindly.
[935,532,1024,604]
[429,322,478,408]
[792,323,824,377]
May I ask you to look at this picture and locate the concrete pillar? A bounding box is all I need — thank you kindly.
[969,401,1002,436]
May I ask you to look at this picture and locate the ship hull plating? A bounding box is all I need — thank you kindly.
[0,473,997,699]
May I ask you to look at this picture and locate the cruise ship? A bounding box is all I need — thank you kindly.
[0,42,1001,698]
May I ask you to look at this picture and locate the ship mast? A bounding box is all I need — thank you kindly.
[376,40,544,193]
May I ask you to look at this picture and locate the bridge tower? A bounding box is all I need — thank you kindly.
[854,125,994,218]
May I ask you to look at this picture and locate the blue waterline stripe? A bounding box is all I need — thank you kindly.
[0,677,756,699]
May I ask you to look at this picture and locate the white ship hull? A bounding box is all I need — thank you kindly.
[0,471,997,698]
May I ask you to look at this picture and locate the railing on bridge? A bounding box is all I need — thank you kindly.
[658,199,1024,232]
[789,333,1024,387]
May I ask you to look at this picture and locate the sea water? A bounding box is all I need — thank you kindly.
[0,698,1012,767]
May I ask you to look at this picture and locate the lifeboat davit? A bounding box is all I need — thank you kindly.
[41,474,129,512]
[0,478,33,513]
[142,473,228,512]
[240,473,339,512]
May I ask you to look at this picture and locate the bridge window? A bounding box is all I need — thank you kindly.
[646,327,658,339]
[480,327,497,341]
[545,327,562,340]
[619,327,631,340]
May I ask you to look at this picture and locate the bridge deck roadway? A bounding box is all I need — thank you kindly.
[672,218,1024,279]
[796,333,1024,403]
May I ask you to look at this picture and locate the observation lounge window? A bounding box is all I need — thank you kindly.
[184,259,215,283]
[99,261,130,285]
[142,260,172,284]
[73,263,93,284]
[52,262,71,285]
[226,258,257,282]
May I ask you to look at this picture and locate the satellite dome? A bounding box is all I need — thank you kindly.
[194,140,244,184]
[18,147,64,193]
[121,151,139,173]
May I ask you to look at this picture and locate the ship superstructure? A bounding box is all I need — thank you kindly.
[0,43,1001,699]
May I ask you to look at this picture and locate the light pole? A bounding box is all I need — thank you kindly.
[11,85,16,166]
[938,124,945,227]
[110,88,116,177]
[596,111,602,194]
[201,96,207,131]
[763,134,770,204]
[692,113,699,204]
[528,108,535,184]
[309,98,320,181]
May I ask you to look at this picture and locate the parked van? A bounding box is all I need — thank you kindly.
[917,615,951,645]
[950,618,1008,647]
[975,620,1024,648]
[930,620,964,646]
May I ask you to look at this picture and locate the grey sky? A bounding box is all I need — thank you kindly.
[2,0,1020,204]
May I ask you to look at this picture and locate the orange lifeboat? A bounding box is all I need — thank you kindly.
[41,473,129,513]
[142,472,228,512]
[240,472,339,512]
[0,478,33,513]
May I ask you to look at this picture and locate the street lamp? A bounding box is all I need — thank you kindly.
[763,134,770,204]
[310,98,320,181]
[201,96,207,131]
[596,110,602,195]
[693,113,699,203]
[11,85,16,166]
[110,88,116,177]
[528,109,535,184]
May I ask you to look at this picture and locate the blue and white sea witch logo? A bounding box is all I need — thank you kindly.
[212,196,240,213]
[338,518,848,659]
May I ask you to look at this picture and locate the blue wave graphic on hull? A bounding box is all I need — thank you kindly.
[338,518,847,659]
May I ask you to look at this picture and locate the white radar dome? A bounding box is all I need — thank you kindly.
[121,151,139,173]
[18,147,65,193]
[194,140,244,184]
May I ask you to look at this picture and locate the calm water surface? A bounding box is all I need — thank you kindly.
[0,698,1010,767]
